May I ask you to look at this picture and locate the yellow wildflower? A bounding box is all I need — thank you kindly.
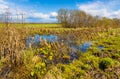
[48,45,51,48]
[41,63,45,67]
[40,48,43,51]
[32,56,40,64]
[49,56,53,60]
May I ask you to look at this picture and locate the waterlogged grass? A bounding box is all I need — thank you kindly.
[25,23,61,28]
[0,23,61,28]
[0,24,120,79]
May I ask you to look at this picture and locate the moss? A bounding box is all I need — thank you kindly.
[80,53,99,69]
[112,53,120,59]
[81,64,92,70]
[99,58,118,71]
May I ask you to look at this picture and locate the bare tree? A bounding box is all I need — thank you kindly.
[57,9,98,28]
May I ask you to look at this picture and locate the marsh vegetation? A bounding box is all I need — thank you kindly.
[0,9,120,79]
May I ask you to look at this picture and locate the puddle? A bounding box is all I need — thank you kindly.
[26,34,58,47]
[79,42,92,52]
[98,46,104,51]
[26,34,104,52]
[26,34,105,63]
[71,42,92,52]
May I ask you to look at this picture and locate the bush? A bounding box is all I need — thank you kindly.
[99,58,113,71]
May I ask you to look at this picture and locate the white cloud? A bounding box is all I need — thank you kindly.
[0,0,9,13]
[0,0,27,22]
[26,11,58,23]
[27,12,58,19]
[0,1,57,22]
[50,12,58,17]
[0,4,9,13]
[110,10,120,18]
[0,0,5,3]
[0,0,58,22]
[31,13,50,19]
[77,0,120,18]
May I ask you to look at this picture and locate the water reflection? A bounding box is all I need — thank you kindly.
[98,46,104,51]
[79,42,92,52]
[26,34,58,47]
[26,34,104,52]
[71,42,92,52]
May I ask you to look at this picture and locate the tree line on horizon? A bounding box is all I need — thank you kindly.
[57,9,120,28]
[0,8,120,28]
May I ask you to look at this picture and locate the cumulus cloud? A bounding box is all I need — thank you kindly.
[31,13,50,19]
[0,0,27,22]
[0,0,9,13]
[26,12,58,23]
[0,0,5,3]
[28,12,58,19]
[77,0,120,18]
[50,12,58,17]
[0,0,58,23]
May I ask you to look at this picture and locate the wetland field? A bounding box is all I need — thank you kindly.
[0,22,120,79]
[0,1,120,78]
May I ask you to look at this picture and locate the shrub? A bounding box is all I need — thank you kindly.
[99,58,114,71]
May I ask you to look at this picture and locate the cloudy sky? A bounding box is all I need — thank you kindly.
[0,0,120,23]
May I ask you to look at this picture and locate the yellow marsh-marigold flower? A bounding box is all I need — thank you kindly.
[41,62,45,67]
[43,68,46,71]
[40,48,43,51]
[41,71,44,74]
[49,56,53,60]
[47,45,51,48]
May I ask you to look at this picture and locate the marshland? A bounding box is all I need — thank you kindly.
[0,0,120,79]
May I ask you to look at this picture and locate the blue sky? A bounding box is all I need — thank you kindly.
[0,0,120,23]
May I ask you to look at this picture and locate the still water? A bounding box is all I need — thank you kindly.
[26,34,104,52]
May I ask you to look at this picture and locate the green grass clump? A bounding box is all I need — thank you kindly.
[99,58,115,71]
